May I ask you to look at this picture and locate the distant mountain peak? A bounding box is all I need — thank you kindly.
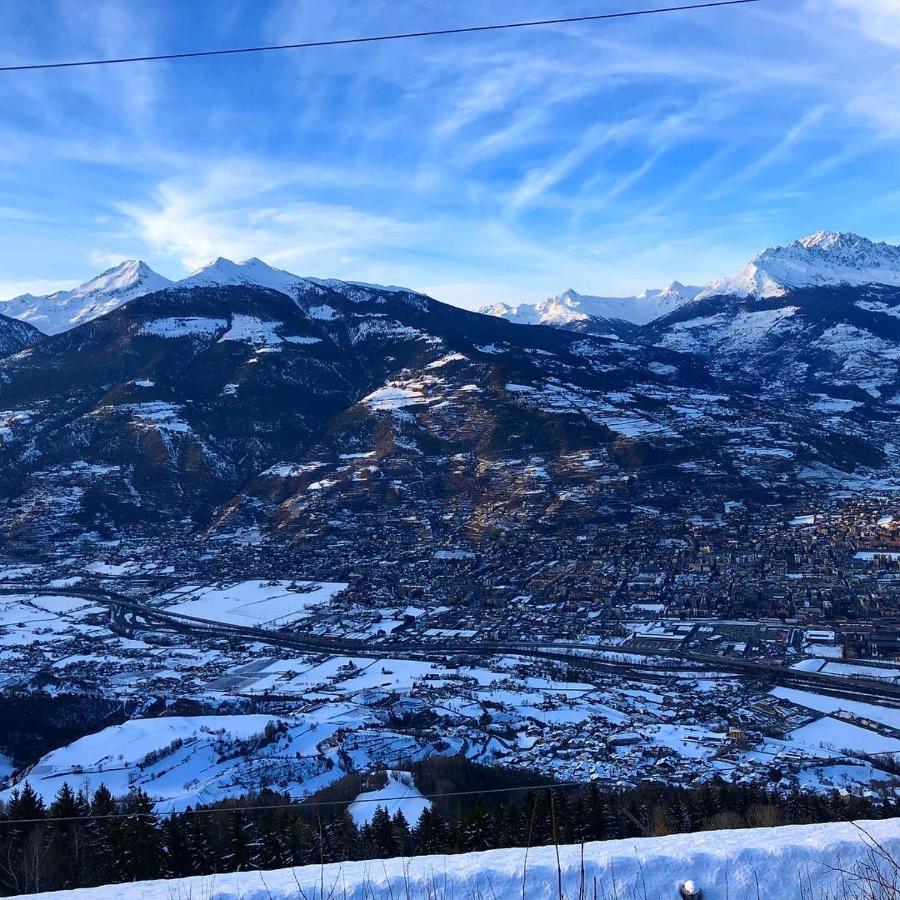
[77,259,163,294]
[0,259,172,335]
[178,257,311,297]
[702,231,900,299]
[481,282,702,329]
[798,230,847,250]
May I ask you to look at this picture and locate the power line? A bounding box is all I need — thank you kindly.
[0,0,767,73]
[0,780,595,826]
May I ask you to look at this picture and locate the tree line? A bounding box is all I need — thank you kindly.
[1,762,896,895]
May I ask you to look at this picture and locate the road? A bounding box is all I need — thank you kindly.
[5,583,900,706]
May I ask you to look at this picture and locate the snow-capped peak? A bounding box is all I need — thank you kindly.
[0,260,172,335]
[177,257,309,295]
[481,282,702,328]
[78,259,167,296]
[701,231,900,299]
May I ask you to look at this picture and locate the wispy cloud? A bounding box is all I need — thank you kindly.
[826,0,900,49]
[709,105,829,199]
[119,163,427,274]
[1,0,899,306]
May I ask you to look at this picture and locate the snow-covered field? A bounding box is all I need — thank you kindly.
[25,818,900,900]
[0,714,348,811]
[156,580,348,628]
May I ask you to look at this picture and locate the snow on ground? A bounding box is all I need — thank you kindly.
[306,303,337,319]
[0,409,34,442]
[157,579,348,628]
[348,770,431,826]
[810,395,861,412]
[792,658,900,681]
[362,382,431,411]
[138,316,226,338]
[771,687,900,731]
[508,381,675,438]
[821,661,900,681]
[656,308,801,354]
[259,461,327,477]
[790,716,900,756]
[217,315,318,347]
[28,818,900,900]
[790,514,816,525]
[857,299,900,317]
[426,352,466,369]
[805,644,843,659]
[350,319,431,344]
[0,715,297,810]
[116,401,192,433]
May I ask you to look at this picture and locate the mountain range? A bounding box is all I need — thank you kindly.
[0,231,898,552]
[480,283,704,335]
[4,230,896,338]
[480,231,900,332]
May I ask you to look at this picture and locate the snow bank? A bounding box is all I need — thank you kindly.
[28,818,900,900]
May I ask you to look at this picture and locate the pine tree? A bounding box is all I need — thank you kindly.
[185,811,216,875]
[224,810,253,872]
[283,817,316,867]
[462,800,493,852]
[85,784,118,886]
[161,814,192,878]
[48,782,90,889]
[368,807,398,858]
[324,809,360,862]
[391,810,411,857]
[116,789,164,882]
[255,817,288,870]
[2,782,49,895]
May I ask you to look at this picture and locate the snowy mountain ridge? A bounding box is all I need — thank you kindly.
[0,259,172,335]
[482,282,703,329]
[178,256,308,295]
[483,231,900,331]
[701,230,900,299]
[4,231,900,338]
[0,256,429,337]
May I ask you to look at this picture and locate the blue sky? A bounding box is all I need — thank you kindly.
[0,0,898,309]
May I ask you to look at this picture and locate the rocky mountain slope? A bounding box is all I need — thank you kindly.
[0,267,732,546]
[645,233,900,406]
[0,310,42,358]
[0,235,897,550]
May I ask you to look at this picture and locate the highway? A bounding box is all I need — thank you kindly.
[5,583,900,706]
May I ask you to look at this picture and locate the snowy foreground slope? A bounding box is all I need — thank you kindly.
[29,818,900,900]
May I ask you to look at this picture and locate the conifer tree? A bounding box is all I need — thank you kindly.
[116,789,164,882]
[185,812,216,876]
[224,810,253,872]
[368,807,398,858]
[86,784,118,886]
[161,814,192,878]
[48,783,90,889]
[414,806,449,854]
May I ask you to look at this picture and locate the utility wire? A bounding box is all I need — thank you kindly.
[0,0,767,73]
[0,780,597,826]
